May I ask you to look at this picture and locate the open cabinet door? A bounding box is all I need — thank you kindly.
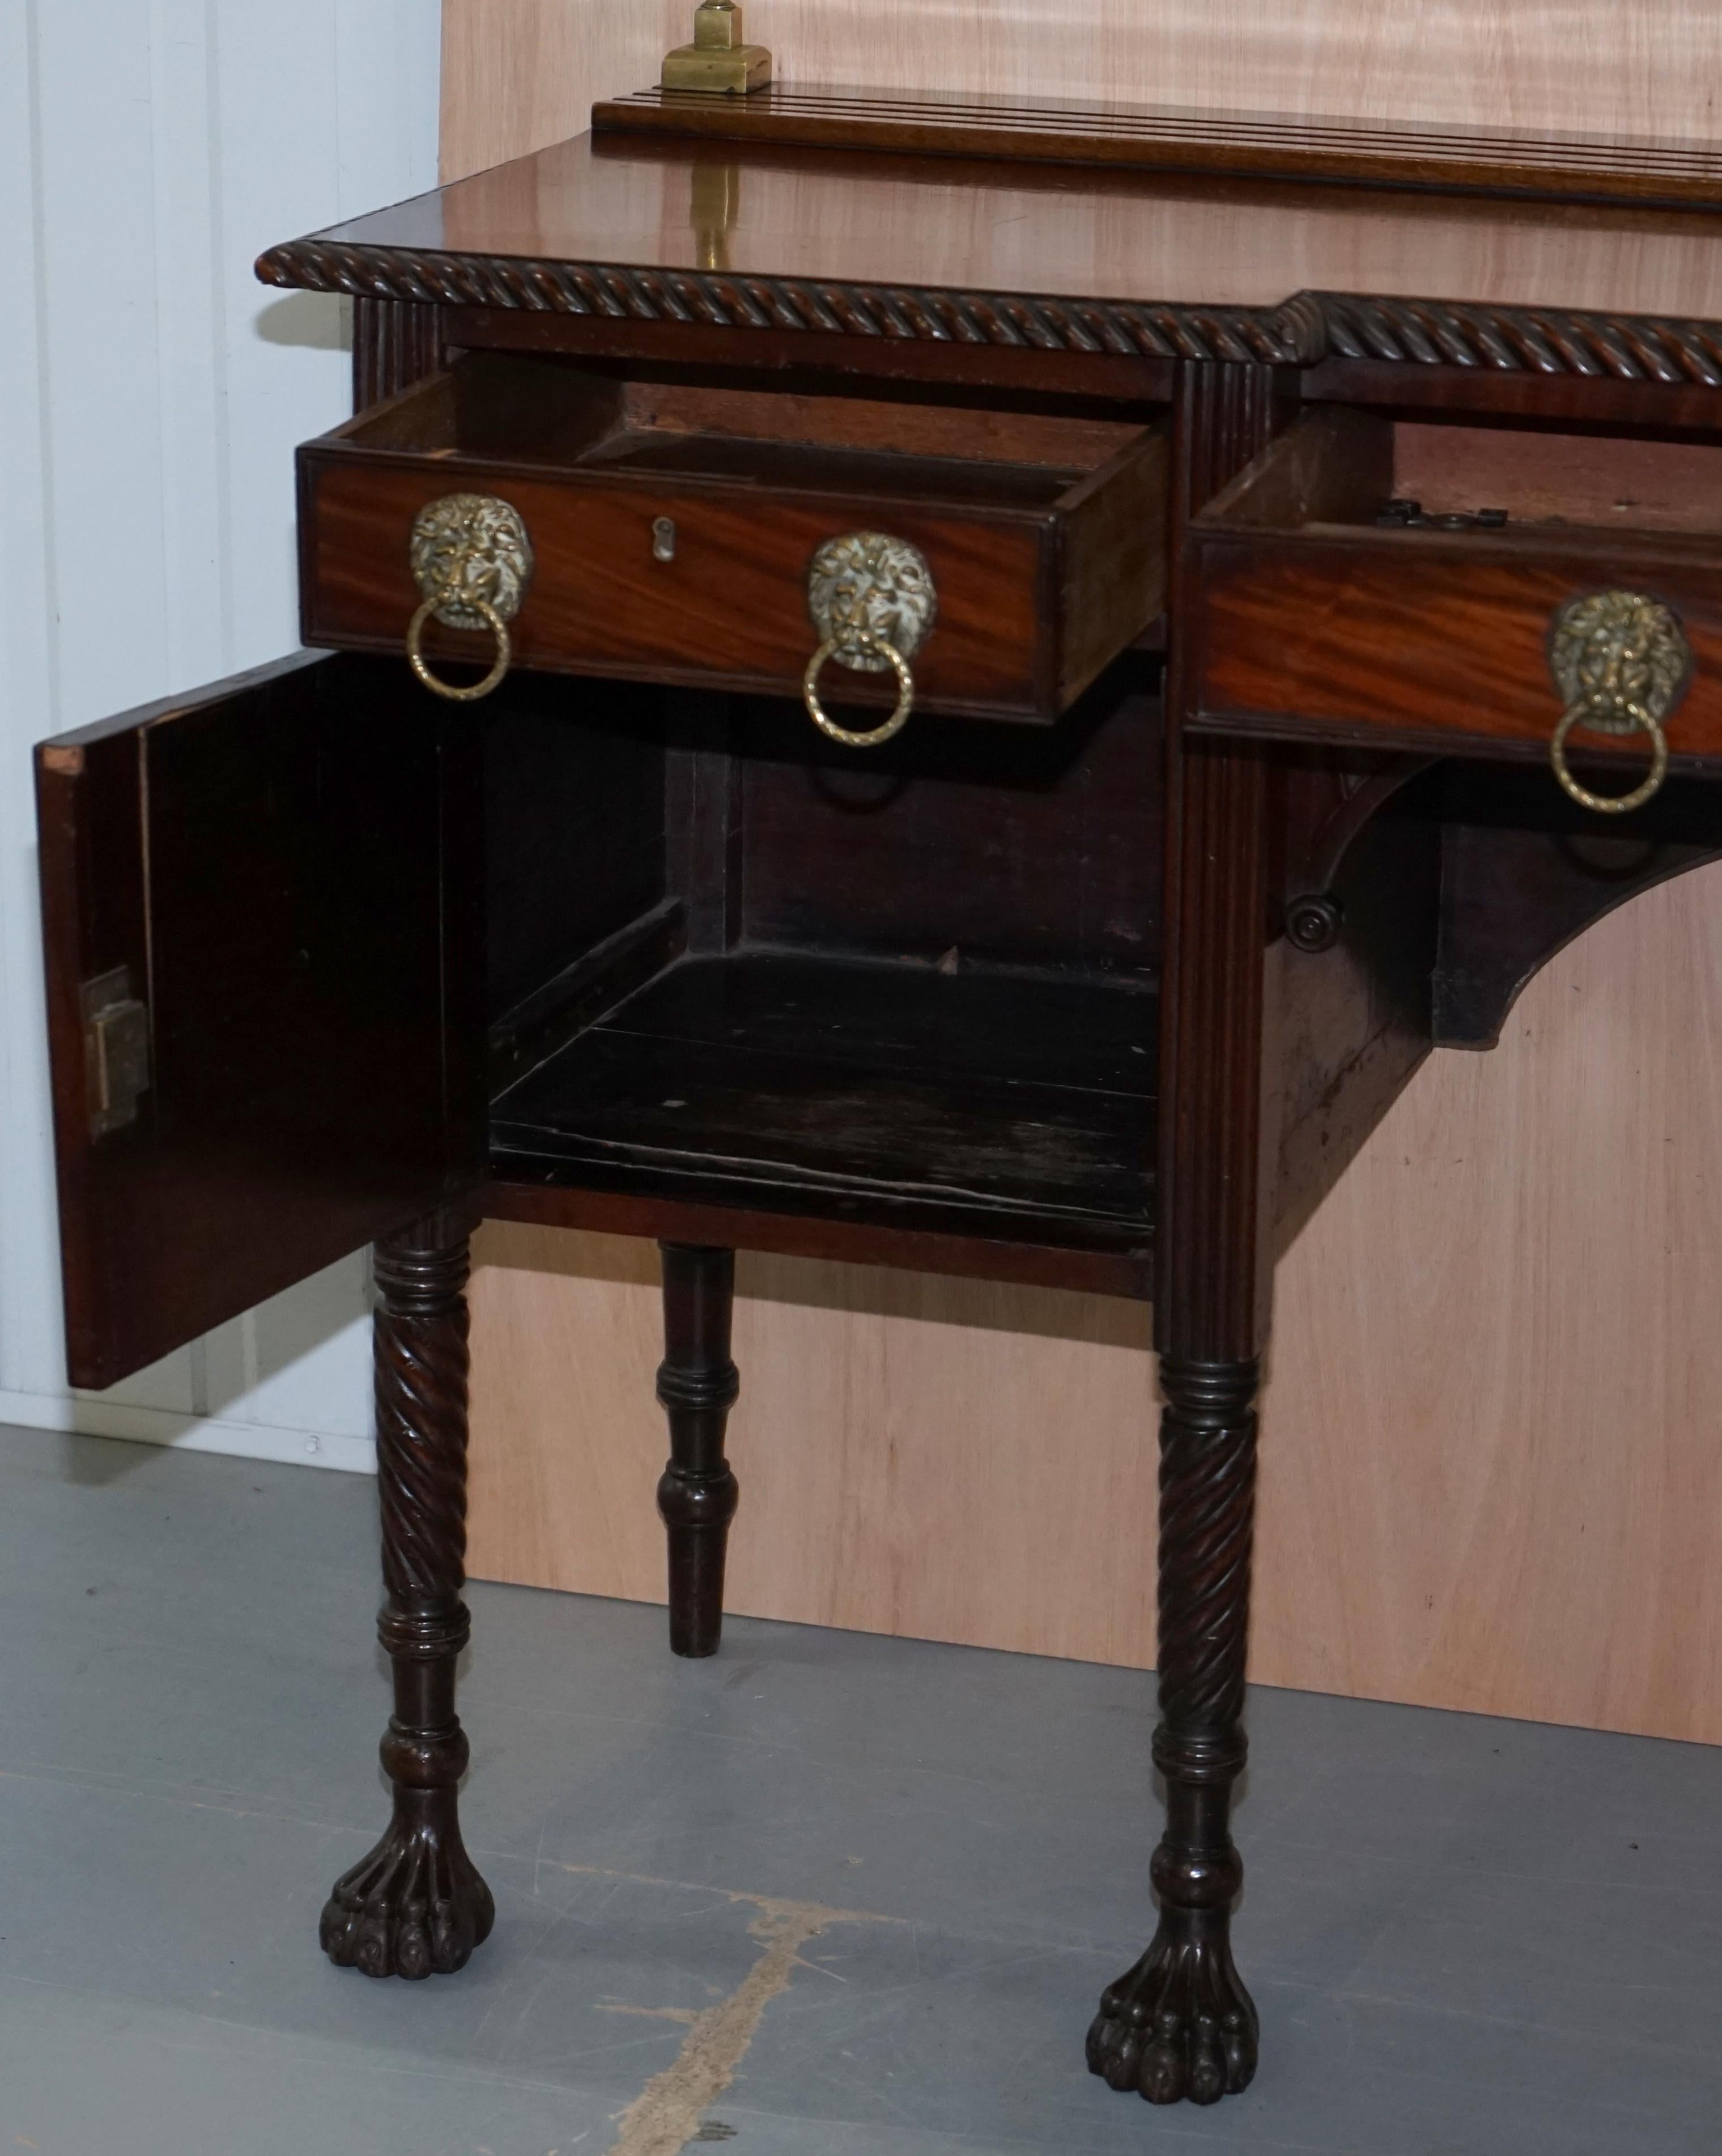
[36,651,484,1390]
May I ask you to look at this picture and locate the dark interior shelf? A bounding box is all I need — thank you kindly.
[490,950,1156,1256]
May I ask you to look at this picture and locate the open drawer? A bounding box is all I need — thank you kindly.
[1189,407,1722,803]
[299,353,1167,726]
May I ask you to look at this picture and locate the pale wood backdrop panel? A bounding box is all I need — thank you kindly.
[470,1240,1159,1663]
[451,1,1722,1743]
[443,1,1722,179]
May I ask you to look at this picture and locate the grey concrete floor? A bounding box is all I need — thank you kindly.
[0,1423,1717,2155]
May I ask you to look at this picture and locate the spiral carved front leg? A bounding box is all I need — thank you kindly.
[1154,1358,1257,1736]
[1088,1356,1260,2104]
[375,1231,473,1612]
[321,1212,495,1980]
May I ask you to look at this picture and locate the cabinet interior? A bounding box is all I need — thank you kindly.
[482,666,1161,1258]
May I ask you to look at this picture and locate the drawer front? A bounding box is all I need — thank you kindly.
[1194,535,1722,767]
[303,459,1057,718]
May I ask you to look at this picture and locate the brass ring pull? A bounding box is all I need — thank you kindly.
[407,592,513,703]
[406,492,533,704]
[803,631,915,747]
[1546,589,1689,815]
[1550,698,1668,815]
[803,530,937,749]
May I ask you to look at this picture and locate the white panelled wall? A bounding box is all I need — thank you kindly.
[0,1,442,1469]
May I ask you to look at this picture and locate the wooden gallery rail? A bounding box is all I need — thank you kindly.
[32,80,1722,2109]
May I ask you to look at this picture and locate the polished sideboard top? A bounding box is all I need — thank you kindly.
[257,86,1722,386]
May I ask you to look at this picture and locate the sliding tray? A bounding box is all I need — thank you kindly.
[299,352,1167,725]
[1188,408,1722,802]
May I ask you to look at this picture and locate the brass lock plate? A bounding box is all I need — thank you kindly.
[82,967,150,1139]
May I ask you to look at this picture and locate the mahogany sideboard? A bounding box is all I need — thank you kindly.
[33,84,1722,2110]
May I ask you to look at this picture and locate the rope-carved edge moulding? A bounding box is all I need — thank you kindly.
[1313,292,1722,384]
[257,239,1296,363]
[258,239,1722,381]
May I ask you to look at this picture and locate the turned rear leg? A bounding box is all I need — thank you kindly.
[656,1243,740,1657]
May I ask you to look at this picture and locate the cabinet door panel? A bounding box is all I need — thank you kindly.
[37,651,484,1389]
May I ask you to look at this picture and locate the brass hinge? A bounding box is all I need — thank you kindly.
[81,967,150,1138]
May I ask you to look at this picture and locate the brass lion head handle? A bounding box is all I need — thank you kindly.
[407,494,534,702]
[1547,589,1690,814]
[803,531,937,748]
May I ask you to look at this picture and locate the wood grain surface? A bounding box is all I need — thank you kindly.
[594,81,1722,211]
[1195,539,1722,766]
[301,362,1163,718]
[442,3,1722,180]
[469,1227,1163,1667]
[451,1,1722,1742]
[334,126,1722,328]
[37,654,486,1390]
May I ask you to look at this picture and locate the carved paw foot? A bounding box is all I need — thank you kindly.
[1087,1917,1258,2105]
[321,1809,495,1980]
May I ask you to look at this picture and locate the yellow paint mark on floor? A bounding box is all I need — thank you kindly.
[602,1893,888,2156]
[542,1858,902,1927]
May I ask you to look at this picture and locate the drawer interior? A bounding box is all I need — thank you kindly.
[481,665,1160,1265]
[1207,406,1722,543]
[1191,404,1722,780]
[308,354,1168,722]
[344,352,1153,509]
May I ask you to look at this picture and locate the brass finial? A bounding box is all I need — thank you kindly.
[661,1,772,96]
